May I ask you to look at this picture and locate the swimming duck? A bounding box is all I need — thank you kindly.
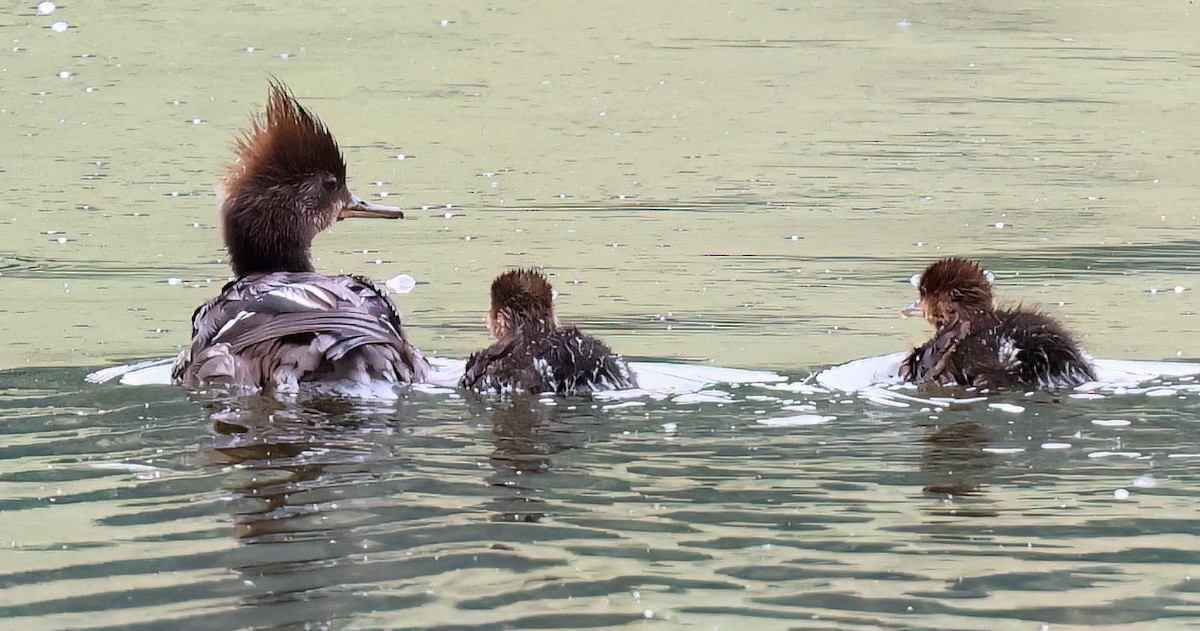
[460,269,637,396]
[172,83,427,392]
[899,257,1095,389]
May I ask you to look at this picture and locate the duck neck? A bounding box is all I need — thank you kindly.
[222,199,316,277]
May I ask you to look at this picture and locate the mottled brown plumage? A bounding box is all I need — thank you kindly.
[462,269,637,396]
[900,257,1095,389]
[487,269,557,339]
[172,83,426,393]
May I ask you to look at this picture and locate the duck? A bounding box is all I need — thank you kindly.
[171,82,428,392]
[460,269,638,396]
[899,257,1095,389]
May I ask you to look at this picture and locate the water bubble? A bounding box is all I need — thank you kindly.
[385,274,417,294]
[50,21,69,32]
[57,70,71,79]
[1133,474,1157,488]
[1113,488,1130,500]
[37,2,56,15]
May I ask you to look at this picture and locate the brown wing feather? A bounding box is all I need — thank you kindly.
[173,272,426,391]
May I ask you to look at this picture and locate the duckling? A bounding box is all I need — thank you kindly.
[172,83,427,392]
[460,269,637,396]
[899,257,1095,389]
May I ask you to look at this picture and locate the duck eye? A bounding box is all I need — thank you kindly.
[321,175,339,192]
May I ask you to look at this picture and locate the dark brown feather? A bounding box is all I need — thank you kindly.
[463,269,636,396]
[902,257,1095,389]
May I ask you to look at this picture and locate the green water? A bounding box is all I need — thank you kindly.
[2,0,1200,628]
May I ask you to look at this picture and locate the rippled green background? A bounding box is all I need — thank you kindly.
[3,1,1200,628]
[4,0,1197,372]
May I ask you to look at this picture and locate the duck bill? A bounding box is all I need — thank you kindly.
[339,195,404,220]
[901,299,925,318]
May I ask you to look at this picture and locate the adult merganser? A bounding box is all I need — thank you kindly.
[899,257,1095,389]
[172,83,427,392]
[460,269,637,396]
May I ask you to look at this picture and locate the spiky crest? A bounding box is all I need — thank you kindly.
[488,269,557,338]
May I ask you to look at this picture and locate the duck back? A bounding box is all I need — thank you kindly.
[172,272,427,391]
[461,326,636,396]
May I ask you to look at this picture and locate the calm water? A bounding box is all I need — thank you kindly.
[3,0,1200,628]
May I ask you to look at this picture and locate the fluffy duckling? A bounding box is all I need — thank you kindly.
[899,257,1095,389]
[172,83,427,392]
[460,269,637,396]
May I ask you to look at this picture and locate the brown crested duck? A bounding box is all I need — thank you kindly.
[460,269,637,395]
[172,83,427,392]
[899,257,1095,389]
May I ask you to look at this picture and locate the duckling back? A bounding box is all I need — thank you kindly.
[460,326,636,396]
[902,308,1095,389]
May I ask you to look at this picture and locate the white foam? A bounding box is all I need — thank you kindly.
[672,391,733,404]
[603,401,646,410]
[756,414,835,427]
[87,357,786,401]
[815,353,1200,407]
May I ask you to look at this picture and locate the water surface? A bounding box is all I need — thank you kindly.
[2,0,1199,627]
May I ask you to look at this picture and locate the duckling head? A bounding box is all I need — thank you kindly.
[904,257,995,329]
[488,269,558,339]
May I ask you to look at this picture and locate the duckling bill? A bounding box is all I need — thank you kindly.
[172,82,427,392]
[460,269,637,396]
[899,257,1095,389]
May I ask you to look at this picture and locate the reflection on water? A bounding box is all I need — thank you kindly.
[5,366,1200,627]
[919,422,994,500]
[482,397,592,524]
[3,0,1200,627]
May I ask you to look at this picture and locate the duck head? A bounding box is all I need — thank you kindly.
[903,257,995,329]
[487,269,558,339]
[221,82,403,277]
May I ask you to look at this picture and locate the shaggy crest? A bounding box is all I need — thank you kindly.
[227,82,346,192]
[489,269,557,338]
[917,257,994,324]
